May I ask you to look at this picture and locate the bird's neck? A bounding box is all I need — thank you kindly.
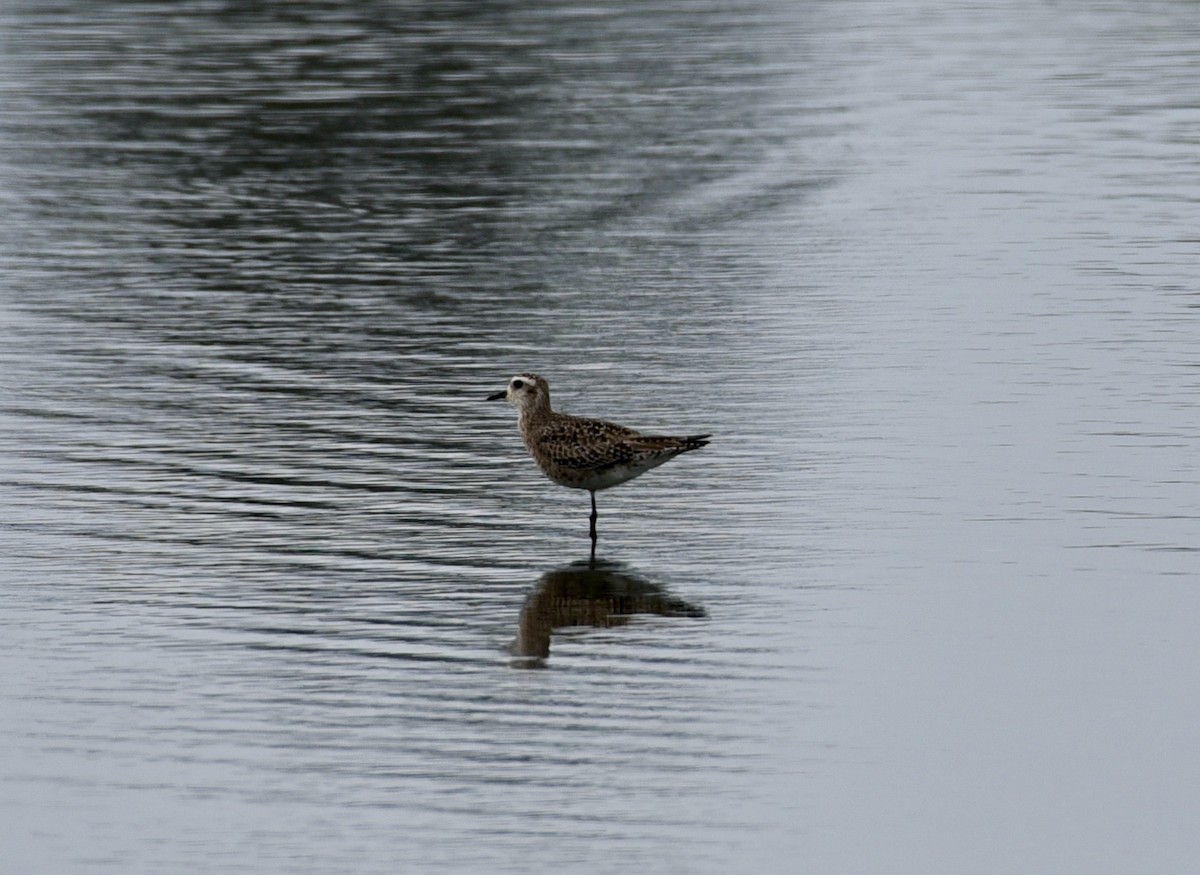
[518,398,553,432]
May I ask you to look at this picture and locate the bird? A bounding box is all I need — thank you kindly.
[486,373,710,556]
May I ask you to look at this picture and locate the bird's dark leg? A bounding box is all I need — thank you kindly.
[589,490,598,551]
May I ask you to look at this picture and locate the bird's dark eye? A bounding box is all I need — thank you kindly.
[512,379,524,389]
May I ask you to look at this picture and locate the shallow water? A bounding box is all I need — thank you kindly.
[2,1,1198,872]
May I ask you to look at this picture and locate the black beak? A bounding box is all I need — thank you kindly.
[486,390,507,401]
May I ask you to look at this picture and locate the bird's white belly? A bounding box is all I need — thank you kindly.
[548,457,669,492]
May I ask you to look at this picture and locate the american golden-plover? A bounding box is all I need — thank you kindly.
[487,373,710,554]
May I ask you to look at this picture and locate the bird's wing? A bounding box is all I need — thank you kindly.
[534,418,708,471]
[534,416,644,471]
[625,434,711,452]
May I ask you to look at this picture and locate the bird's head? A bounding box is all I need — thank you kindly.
[486,373,550,415]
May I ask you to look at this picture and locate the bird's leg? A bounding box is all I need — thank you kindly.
[589,490,598,546]
[589,491,598,564]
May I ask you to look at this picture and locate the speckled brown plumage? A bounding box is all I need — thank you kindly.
[488,372,709,490]
[486,373,710,551]
[530,413,709,489]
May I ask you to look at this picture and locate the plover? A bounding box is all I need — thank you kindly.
[487,373,710,554]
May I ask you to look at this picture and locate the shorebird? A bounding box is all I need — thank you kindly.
[486,373,710,555]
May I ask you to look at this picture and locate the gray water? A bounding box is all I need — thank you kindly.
[2,1,1197,873]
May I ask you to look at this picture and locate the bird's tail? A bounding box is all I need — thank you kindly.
[633,434,711,453]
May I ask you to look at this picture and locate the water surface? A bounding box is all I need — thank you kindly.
[2,1,1198,873]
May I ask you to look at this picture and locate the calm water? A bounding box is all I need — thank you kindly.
[2,1,1197,873]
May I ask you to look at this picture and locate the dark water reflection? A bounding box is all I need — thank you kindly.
[3,4,818,871]
[3,0,1199,873]
[512,560,706,666]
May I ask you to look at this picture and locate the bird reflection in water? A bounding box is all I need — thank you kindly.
[511,560,706,668]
